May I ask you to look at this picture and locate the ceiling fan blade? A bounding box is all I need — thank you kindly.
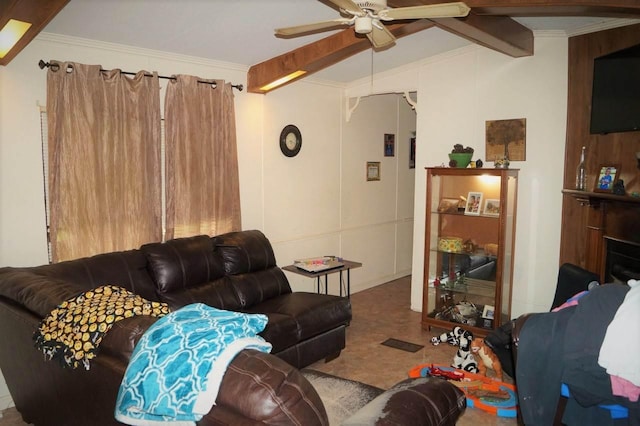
[366,24,396,49]
[326,0,364,15]
[275,18,353,36]
[379,2,471,21]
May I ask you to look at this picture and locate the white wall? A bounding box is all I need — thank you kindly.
[409,36,569,318]
[272,92,416,293]
[0,34,415,406]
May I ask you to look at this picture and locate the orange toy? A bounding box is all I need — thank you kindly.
[408,363,518,418]
[471,337,504,381]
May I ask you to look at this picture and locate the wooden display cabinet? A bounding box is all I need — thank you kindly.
[422,167,518,337]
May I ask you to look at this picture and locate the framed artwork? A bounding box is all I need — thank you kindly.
[483,199,500,216]
[437,198,459,213]
[482,305,495,320]
[594,164,620,192]
[464,192,483,216]
[409,137,416,169]
[384,133,395,157]
[367,161,380,181]
[486,118,526,161]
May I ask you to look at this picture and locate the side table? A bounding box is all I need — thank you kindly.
[282,260,362,298]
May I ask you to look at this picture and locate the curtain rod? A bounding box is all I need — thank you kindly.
[38,60,243,91]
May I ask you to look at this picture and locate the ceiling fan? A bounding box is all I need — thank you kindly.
[275,0,471,49]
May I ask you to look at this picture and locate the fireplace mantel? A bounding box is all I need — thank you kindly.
[562,189,640,280]
[562,189,640,207]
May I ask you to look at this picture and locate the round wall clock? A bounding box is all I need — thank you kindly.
[279,124,302,157]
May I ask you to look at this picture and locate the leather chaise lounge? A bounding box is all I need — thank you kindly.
[0,230,467,425]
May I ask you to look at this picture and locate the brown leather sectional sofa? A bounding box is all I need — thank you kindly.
[0,230,467,425]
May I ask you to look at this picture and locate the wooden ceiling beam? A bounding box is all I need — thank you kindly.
[388,0,640,17]
[431,14,533,57]
[250,0,640,93]
[0,0,70,66]
[387,0,534,58]
[247,20,435,94]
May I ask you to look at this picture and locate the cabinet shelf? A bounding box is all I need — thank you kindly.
[432,210,501,219]
[431,277,496,298]
[422,167,518,338]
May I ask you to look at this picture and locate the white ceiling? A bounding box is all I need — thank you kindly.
[42,0,627,84]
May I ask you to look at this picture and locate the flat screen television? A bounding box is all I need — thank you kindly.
[590,43,640,135]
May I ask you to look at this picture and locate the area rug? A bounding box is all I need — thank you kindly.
[302,369,383,425]
[381,337,424,353]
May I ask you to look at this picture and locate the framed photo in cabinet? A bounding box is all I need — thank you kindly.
[484,199,500,216]
[465,192,483,215]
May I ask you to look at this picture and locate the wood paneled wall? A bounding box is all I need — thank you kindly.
[559,24,640,278]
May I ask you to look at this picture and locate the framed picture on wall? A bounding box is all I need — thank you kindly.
[409,137,416,168]
[594,164,620,192]
[384,134,395,157]
[367,162,381,181]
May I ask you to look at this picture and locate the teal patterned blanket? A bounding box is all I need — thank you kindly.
[114,303,272,425]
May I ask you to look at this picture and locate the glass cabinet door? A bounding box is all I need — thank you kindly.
[422,168,518,336]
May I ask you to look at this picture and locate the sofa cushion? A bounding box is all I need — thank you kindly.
[228,268,291,309]
[256,312,299,353]
[33,250,159,302]
[154,277,241,312]
[246,292,352,342]
[141,235,225,294]
[214,230,277,275]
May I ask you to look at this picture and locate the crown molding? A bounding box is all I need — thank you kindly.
[37,32,248,72]
[567,18,640,37]
[35,32,346,91]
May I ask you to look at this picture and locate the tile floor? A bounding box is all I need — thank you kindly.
[308,275,517,426]
[0,275,516,425]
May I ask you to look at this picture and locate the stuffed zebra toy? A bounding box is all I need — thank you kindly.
[431,326,479,373]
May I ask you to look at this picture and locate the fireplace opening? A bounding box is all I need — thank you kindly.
[605,237,640,285]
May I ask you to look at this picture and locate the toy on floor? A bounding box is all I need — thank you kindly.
[471,337,503,381]
[408,363,518,418]
[431,326,479,373]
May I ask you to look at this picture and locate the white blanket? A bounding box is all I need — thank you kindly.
[598,279,640,386]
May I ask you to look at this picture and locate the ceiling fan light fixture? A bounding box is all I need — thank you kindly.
[0,19,32,59]
[354,17,372,34]
[259,70,307,92]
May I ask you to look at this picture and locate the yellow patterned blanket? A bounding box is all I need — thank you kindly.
[34,285,170,369]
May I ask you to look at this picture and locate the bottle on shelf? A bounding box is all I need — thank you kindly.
[575,146,587,191]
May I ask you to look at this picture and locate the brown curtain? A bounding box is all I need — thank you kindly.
[47,61,161,262]
[164,75,241,239]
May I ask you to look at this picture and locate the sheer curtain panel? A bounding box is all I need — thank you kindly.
[47,61,162,262]
[164,75,241,239]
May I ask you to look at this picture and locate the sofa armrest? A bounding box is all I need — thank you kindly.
[204,349,329,425]
[99,315,160,364]
[0,269,81,317]
[342,377,466,426]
